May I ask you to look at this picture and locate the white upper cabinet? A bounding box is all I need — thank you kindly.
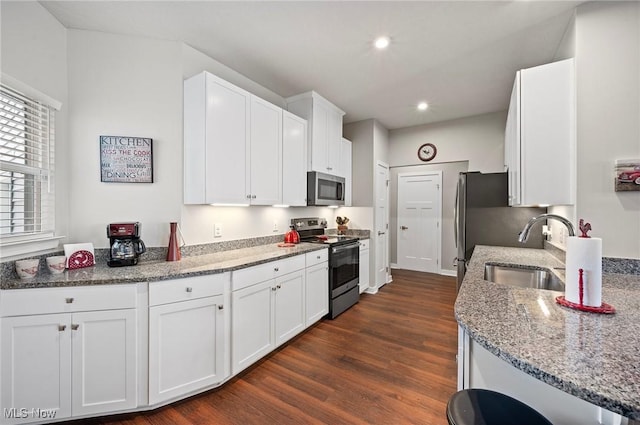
[505,58,575,206]
[184,71,307,206]
[340,138,352,206]
[282,110,308,206]
[250,96,282,205]
[184,72,250,205]
[285,91,345,175]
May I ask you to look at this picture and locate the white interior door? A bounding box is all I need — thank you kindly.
[397,172,442,273]
[375,162,390,288]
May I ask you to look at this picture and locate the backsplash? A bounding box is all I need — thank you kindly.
[545,241,640,276]
[4,232,347,281]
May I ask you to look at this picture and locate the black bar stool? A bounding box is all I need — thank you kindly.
[447,389,553,425]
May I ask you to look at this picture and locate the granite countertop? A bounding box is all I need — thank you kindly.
[1,243,327,290]
[455,245,640,420]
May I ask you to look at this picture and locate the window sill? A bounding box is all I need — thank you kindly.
[0,236,65,261]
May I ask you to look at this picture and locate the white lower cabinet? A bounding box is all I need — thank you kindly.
[231,267,305,375]
[148,274,229,405]
[359,239,370,294]
[305,250,328,326]
[1,313,72,424]
[0,285,138,425]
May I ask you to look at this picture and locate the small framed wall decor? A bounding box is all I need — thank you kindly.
[100,135,153,183]
[614,159,640,192]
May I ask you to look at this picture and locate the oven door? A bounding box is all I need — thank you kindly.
[329,242,360,298]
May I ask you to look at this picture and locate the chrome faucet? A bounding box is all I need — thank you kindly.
[518,214,575,243]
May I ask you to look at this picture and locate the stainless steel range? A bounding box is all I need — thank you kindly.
[292,217,360,319]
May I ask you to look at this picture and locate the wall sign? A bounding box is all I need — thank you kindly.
[614,159,640,192]
[100,135,153,183]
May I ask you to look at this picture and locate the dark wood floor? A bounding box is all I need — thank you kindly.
[77,269,458,425]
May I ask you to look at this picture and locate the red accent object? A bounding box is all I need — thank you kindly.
[578,268,584,306]
[555,296,616,314]
[578,219,592,238]
[284,227,300,244]
[68,250,95,270]
[166,222,181,261]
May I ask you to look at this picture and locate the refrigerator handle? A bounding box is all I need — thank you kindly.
[454,182,459,248]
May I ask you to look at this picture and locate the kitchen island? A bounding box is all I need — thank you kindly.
[455,245,640,423]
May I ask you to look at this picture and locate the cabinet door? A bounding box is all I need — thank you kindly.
[205,73,250,204]
[71,309,137,416]
[305,262,328,326]
[359,244,370,294]
[520,59,574,206]
[310,101,329,172]
[326,108,342,174]
[505,74,521,206]
[250,96,282,205]
[149,295,227,405]
[282,110,307,206]
[274,270,306,346]
[231,280,274,375]
[1,314,72,424]
[340,138,352,205]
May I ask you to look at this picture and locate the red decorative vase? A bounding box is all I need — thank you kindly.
[166,222,181,261]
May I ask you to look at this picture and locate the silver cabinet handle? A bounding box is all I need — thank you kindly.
[317,255,321,259]
[218,305,224,310]
[185,287,193,293]
[246,194,251,199]
[378,231,386,236]
[71,324,79,331]
[274,267,279,272]
[58,325,66,332]
[276,284,282,289]
[65,298,74,304]
[272,287,277,291]
[400,226,408,230]
[252,195,256,199]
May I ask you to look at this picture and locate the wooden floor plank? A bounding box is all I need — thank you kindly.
[66,269,458,425]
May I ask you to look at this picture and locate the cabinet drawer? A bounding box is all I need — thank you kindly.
[0,284,137,317]
[149,273,229,307]
[306,249,328,267]
[359,239,369,251]
[232,254,305,291]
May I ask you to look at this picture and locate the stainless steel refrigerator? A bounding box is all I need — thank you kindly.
[454,172,546,290]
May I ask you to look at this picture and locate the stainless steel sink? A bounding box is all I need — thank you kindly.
[484,264,564,291]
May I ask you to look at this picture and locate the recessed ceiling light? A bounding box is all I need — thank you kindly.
[417,102,429,111]
[374,36,390,49]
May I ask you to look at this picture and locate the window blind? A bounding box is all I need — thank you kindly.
[0,83,55,238]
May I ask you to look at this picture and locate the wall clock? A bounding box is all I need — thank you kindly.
[418,143,437,162]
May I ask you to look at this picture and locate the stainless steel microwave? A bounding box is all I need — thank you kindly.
[307,171,345,206]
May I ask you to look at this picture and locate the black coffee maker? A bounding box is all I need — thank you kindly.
[107,222,146,267]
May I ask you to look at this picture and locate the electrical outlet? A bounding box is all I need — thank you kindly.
[273,221,279,233]
[214,223,222,238]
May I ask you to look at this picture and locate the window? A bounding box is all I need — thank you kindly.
[0,81,56,243]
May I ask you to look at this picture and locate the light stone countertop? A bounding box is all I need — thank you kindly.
[455,245,640,420]
[1,243,327,290]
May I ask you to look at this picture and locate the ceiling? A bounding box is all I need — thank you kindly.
[40,1,582,130]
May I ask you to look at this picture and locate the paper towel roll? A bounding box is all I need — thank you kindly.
[565,236,602,307]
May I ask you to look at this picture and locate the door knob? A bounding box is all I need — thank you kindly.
[378,231,386,236]
[400,226,408,230]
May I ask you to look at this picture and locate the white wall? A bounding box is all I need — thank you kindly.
[573,2,640,258]
[1,1,70,247]
[67,30,184,248]
[64,29,347,249]
[389,111,506,173]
